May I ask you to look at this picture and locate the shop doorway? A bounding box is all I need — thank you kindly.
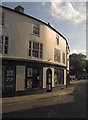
[46,68,52,92]
[32,67,40,88]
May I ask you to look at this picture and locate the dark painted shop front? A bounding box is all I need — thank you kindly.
[2,58,66,97]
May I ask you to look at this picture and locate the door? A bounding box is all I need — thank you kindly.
[46,68,52,92]
[32,67,40,88]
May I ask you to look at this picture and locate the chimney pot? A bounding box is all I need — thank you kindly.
[14,5,24,13]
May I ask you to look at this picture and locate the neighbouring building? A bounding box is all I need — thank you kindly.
[0,5,70,97]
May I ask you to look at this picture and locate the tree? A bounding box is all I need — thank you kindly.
[69,53,86,79]
[86,60,88,74]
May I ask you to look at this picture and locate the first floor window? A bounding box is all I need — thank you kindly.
[28,41,43,59]
[0,12,4,26]
[0,36,8,54]
[56,34,59,45]
[54,48,61,62]
[62,52,65,64]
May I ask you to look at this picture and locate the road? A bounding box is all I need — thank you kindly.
[2,80,87,118]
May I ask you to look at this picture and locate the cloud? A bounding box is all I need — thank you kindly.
[70,49,86,55]
[42,2,45,6]
[51,2,86,24]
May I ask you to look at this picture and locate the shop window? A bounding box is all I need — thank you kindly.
[54,69,61,86]
[54,69,64,86]
[0,36,8,54]
[26,68,32,89]
[26,67,42,89]
[28,41,43,59]
[3,65,16,92]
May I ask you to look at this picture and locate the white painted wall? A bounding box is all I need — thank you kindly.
[2,7,67,67]
[2,7,70,90]
[64,69,66,85]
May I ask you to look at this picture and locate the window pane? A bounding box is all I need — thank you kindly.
[33,42,39,49]
[0,45,2,53]
[33,25,39,35]
[0,36,2,44]
[0,12,4,25]
[5,39,8,45]
[56,35,59,45]
[29,41,31,48]
[40,51,42,58]
[40,44,42,50]
[4,46,8,54]
[29,49,31,56]
[2,13,4,25]
[54,48,60,62]
[62,53,65,64]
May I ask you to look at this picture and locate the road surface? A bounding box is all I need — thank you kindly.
[2,80,87,118]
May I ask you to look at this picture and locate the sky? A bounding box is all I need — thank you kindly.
[2,1,86,55]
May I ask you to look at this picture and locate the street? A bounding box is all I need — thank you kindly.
[2,80,87,118]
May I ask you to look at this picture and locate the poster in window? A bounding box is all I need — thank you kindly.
[5,66,15,91]
[27,78,32,88]
[27,68,32,77]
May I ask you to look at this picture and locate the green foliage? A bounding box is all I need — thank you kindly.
[69,53,86,78]
[86,60,88,74]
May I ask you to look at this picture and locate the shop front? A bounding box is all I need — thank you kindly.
[2,59,43,97]
[2,59,66,97]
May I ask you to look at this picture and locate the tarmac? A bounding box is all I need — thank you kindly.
[0,81,76,105]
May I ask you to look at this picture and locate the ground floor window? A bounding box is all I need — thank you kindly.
[54,68,64,86]
[2,65,16,92]
[26,67,42,89]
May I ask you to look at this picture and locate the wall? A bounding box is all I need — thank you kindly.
[2,7,67,67]
[64,69,66,85]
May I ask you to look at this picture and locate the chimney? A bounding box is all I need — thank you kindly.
[14,5,24,13]
[48,22,50,26]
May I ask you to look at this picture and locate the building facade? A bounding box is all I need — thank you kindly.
[0,5,70,97]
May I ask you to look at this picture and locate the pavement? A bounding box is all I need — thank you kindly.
[1,81,76,105]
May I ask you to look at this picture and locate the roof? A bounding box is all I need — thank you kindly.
[1,5,70,50]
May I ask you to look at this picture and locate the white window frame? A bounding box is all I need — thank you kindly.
[28,41,43,59]
[0,36,9,55]
[0,12,4,26]
[32,24,40,36]
[56,34,59,45]
[62,52,65,64]
[54,48,61,62]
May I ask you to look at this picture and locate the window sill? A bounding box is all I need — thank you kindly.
[31,33,40,37]
[27,56,43,60]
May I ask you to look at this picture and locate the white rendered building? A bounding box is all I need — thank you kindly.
[0,5,70,97]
